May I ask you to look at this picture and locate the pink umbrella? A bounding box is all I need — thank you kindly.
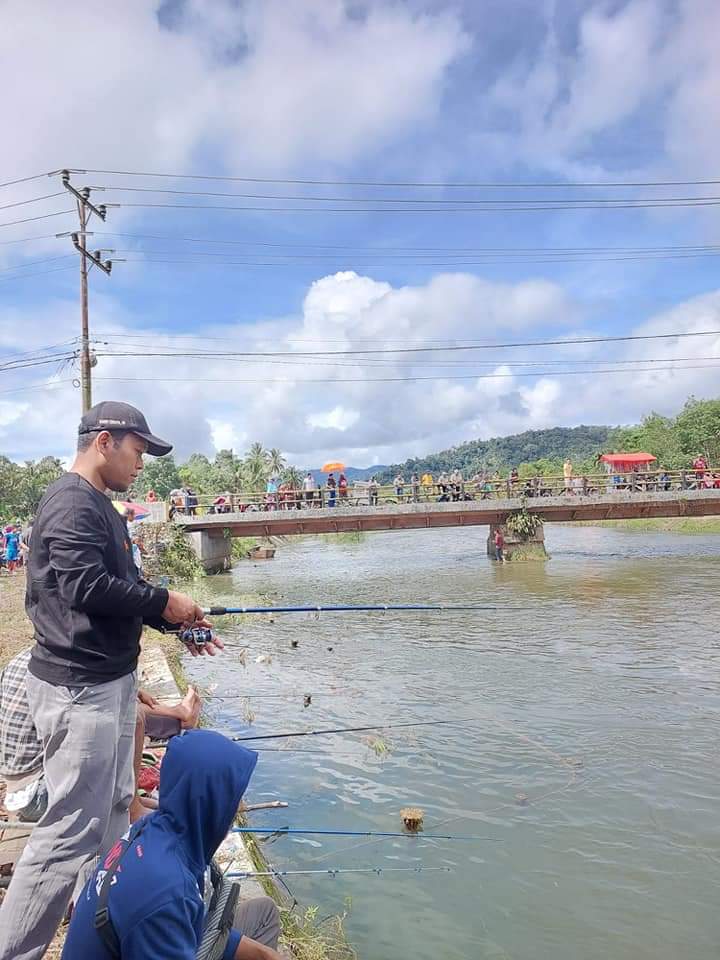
[113,500,151,519]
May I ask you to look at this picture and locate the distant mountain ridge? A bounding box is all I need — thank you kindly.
[377,425,613,481]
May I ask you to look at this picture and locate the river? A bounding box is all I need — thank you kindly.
[183,525,720,960]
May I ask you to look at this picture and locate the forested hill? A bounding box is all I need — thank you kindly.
[380,425,613,480]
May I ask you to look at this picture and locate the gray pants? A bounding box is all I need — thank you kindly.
[0,670,138,960]
[233,896,281,950]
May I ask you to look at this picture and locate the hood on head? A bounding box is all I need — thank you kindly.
[158,730,257,873]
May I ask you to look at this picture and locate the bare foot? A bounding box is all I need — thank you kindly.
[179,686,202,729]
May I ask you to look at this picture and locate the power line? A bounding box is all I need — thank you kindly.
[94,363,720,386]
[115,251,720,267]
[0,265,76,283]
[0,171,53,190]
[0,351,78,372]
[0,255,75,274]
[0,191,66,212]
[91,184,720,205]
[90,328,720,358]
[91,328,720,351]
[92,230,720,254]
[78,166,720,188]
[0,378,74,397]
[91,349,720,369]
[0,338,78,364]
[0,210,75,229]
[115,199,720,214]
[112,244,720,259]
[0,232,68,246]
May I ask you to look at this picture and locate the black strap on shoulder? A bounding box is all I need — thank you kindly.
[94,820,149,959]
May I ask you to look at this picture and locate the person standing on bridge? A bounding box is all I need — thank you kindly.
[0,401,222,960]
[327,472,337,507]
[410,473,420,502]
[563,458,573,493]
[368,475,379,506]
[303,471,317,507]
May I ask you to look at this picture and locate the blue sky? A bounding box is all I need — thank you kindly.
[1,0,719,465]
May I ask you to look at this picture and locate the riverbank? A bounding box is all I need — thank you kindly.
[0,572,355,960]
[565,515,720,534]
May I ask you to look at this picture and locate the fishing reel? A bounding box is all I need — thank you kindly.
[177,626,215,648]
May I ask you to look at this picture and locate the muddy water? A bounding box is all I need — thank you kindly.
[185,526,720,960]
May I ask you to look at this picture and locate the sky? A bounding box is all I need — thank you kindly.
[1,0,719,467]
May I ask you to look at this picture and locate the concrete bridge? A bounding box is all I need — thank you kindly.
[175,487,720,570]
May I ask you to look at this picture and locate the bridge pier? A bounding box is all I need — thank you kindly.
[186,530,232,573]
[488,523,547,561]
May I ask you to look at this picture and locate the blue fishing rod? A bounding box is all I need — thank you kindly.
[226,865,452,879]
[202,603,501,615]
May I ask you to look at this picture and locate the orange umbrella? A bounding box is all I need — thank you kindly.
[322,461,346,472]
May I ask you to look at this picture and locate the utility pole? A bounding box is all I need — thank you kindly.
[60,170,113,414]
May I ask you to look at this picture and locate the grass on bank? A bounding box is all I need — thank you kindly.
[239,820,356,960]
[569,516,720,534]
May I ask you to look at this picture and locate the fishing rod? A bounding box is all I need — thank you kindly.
[149,715,479,749]
[202,603,501,616]
[230,716,478,742]
[232,826,499,841]
[226,865,452,879]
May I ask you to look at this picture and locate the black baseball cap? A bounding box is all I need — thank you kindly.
[78,401,173,456]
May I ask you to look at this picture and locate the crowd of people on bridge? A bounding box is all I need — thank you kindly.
[155,454,720,519]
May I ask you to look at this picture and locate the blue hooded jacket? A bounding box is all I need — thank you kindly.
[61,730,258,960]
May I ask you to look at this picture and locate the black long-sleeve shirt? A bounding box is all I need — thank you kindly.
[26,473,169,685]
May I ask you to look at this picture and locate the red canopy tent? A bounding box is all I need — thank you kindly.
[599,452,657,472]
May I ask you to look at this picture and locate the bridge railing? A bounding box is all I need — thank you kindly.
[167,467,720,517]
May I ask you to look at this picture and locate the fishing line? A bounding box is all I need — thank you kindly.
[230,716,480,742]
[232,826,500,841]
[306,713,582,866]
[226,865,452,878]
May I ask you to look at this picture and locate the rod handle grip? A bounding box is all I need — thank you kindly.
[203,606,227,617]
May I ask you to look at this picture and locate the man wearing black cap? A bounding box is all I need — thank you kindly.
[0,402,223,960]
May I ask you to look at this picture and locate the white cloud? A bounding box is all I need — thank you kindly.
[307,406,360,431]
[0,0,467,179]
[208,419,244,452]
[480,0,720,180]
[0,401,28,430]
[3,270,719,467]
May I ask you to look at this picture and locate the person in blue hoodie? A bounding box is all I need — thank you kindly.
[61,730,283,960]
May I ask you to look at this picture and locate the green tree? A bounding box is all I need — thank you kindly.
[0,455,64,521]
[268,447,286,476]
[243,443,270,492]
[131,455,183,499]
[611,413,685,468]
[211,449,243,491]
[674,397,720,460]
[179,453,213,494]
[282,465,303,490]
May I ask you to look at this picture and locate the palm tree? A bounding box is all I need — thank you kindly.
[283,465,303,489]
[282,465,303,509]
[243,442,270,496]
[268,448,286,475]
